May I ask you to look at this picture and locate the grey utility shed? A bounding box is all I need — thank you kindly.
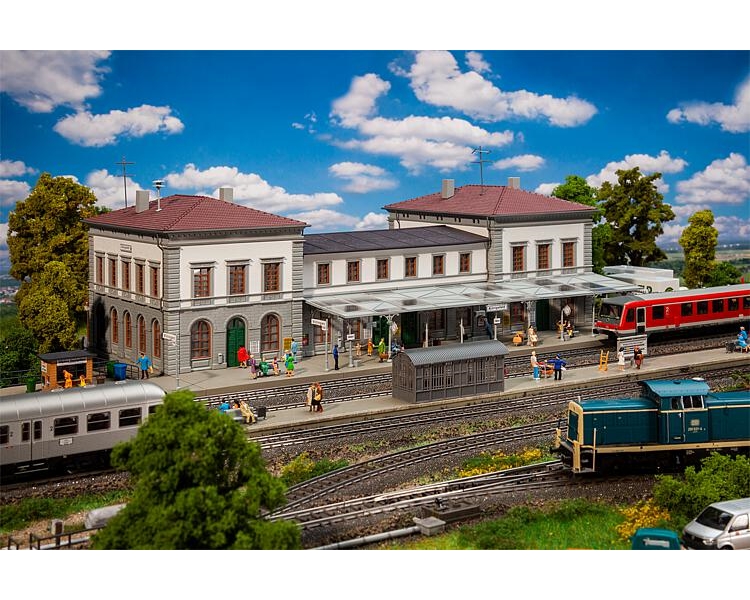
[392,340,509,403]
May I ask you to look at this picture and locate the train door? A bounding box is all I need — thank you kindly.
[636,307,646,334]
[17,420,44,465]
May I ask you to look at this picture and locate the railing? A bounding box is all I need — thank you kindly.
[4,527,101,550]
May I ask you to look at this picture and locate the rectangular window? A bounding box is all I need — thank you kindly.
[405,256,417,278]
[744,297,750,310]
[346,260,360,283]
[377,258,389,280]
[512,246,525,272]
[652,306,665,320]
[193,267,211,297]
[697,301,709,315]
[317,263,331,285]
[263,262,280,292]
[728,298,739,311]
[121,260,131,291]
[681,302,693,317]
[459,253,471,274]
[34,421,42,440]
[432,255,444,276]
[229,265,246,295]
[150,266,160,298]
[712,299,724,313]
[0,425,8,445]
[96,256,104,284]
[537,244,550,270]
[563,242,575,268]
[119,408,142,428]
[22,422,30,442]
[87,412,111,432]
[135,263,145,294]
[108,258,117,287]
[54,416,78,437]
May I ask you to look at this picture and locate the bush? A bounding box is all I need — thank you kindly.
[279,452,348,487]
[652,453,750,524]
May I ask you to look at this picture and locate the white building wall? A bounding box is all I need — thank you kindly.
[503,222,585,273]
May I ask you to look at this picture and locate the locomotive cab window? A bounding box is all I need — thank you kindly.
[119,407,142,427]
[652,306,665,319]
[87,412,111,432]
[683,395,704,409]
[681,303,693,317]
[712,299,724,313]
[625,308,635,323]
[54,417,78,437]
[0,425,8,444]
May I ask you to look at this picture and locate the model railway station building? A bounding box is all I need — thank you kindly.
[85,178,636,376]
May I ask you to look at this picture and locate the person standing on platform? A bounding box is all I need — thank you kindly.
[137,352,152,379]
[551,354,567,381]
[237,345,249,368]
[332,344,339,370]
[272,356,280,376]
[378,338,386,362]
[248,354,257,379]
[617,347,626,371]
[633,346,644,370]
[530,351,540,381]
[306,383,314,412]
[285,351,295,377]
[367,338,374,357]
[291,338,299,363]
[313,382,324,412]
[63,369,73,388]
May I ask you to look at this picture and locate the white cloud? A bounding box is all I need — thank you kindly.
[402,51,597,127]
[0,159,36,178]
[535,182,558,196]
[668,203,713,221]
[292,111,318,133]
[0,179,31,208]
[53,104,184,147]
[85,169,144,210]
[715,215,750,241]
[329,162,398,193]
[0,222,8,264]
[0,50,110,113]
[465,51,491,74]
[287,208,388,232]
[586,150,688,192]
[163,164,344,213]
[491,154,545,172]
[355,211,389,230]
[330,73,514,173]
[667,76,750,133]
[675,153,750,205]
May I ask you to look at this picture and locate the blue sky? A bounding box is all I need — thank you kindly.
[1,4,749,275]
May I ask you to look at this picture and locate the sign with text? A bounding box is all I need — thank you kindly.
[311,318,327,328]
[486,303,508,312]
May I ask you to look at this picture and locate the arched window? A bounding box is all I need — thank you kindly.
[124,311,132,348]
[138,315,147,353]
[152,320,162,359]
[111,308,119,344]
[260,314,280,353]
[191,320,211,359]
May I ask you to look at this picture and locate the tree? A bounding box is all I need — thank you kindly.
[706,261,742,287]
[597,167,675,266]
[16,262,80,353]
[92,390,301,549]
[553,175,609,273]
[0,317,38,387]
[679,209,718,288]
[8,173,99,334]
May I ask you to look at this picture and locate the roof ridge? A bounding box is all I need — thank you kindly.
[161,195,202,231]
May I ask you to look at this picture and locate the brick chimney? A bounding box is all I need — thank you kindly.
[219,187,234,202]
[135,190,150,213]
[441,179,455,199]
[508,177,520,189]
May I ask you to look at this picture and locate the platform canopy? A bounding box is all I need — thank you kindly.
[305,272,639,319]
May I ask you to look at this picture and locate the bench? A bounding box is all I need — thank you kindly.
[727,341,748,353]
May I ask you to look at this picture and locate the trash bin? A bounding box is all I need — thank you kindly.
[26,377,37,393]
[113,362,127,381]
[256,406,267,420]
[106,361,115,378]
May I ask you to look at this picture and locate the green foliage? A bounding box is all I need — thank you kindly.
[454,499,627,550]
[16,262,80,353]
[706,261,742,287]
[597,167,675,266]
[679,210,718,288]
[280,451,349,487]
[8,173,99,345]
[652,453,750,524]
[0,316,39,386]
[91,390,301,549]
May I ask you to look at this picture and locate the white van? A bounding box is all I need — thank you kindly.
[682,498,750,550]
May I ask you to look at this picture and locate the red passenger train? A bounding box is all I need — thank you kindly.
[594,284,750,339]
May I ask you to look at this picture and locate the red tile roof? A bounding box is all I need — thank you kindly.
[383,184,594,218]
[85,195,307,233]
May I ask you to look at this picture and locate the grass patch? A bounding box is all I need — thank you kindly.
[279,452,349,487]
[0,490,131,534]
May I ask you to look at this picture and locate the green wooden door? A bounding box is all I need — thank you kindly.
[226,318,245,367]
[401,312,418,347]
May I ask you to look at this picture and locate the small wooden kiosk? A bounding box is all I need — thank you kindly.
[39,350,96,390]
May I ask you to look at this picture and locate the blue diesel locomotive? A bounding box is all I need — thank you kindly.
[553,379,750,473]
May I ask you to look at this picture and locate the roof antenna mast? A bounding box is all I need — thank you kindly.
[471,146,490,195]
[116,156,135,208]
[153,179,165,212]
